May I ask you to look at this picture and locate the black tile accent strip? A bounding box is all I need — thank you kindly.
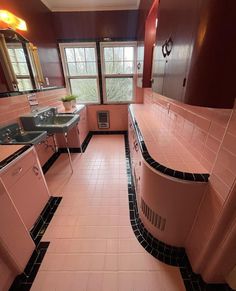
[58,131,94,154]
[42,152,60,174]
[30,197,62,246]
[9,242,50,291]
[123,133,232,291]
[128,107,210,182]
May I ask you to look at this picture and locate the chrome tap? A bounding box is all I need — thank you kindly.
[3,129,12,142]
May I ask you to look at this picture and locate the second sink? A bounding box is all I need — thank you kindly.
[20,107,80,134]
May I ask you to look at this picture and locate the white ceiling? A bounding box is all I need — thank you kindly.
[41,0,140,11]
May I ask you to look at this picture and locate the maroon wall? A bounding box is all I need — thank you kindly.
[53,10,138,40]
[0,0,64,87]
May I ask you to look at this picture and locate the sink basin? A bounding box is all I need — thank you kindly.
[0,124,47,145]
[20,108,80,134]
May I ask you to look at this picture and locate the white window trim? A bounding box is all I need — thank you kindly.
[100,41,137,104]
[59,42,100,104]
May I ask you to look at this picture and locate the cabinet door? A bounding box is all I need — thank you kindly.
[152,0,199,102]
[0,181,35,273]
[8,163,49,230]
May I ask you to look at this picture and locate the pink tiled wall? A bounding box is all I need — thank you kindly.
[143,89,232,174]
[0,88,67,126]
[143,89,236,282]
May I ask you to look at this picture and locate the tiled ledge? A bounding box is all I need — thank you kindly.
[129,105,209,182]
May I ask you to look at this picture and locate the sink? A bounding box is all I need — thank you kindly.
[0,123,47,145]
[20,107,80,134]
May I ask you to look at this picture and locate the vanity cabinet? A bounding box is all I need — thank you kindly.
[35,135,55,167]
[0,180,35,289]
[0,147,50,230]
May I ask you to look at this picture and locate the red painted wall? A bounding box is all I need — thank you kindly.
[0,0,64,87]
[53,10,138,40]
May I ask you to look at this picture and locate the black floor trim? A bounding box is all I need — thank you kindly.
[9,242,50,291]
[42,152,60,174]
[30,197,62,246]
[123,133,232,291]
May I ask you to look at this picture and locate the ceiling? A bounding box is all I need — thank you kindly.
[41,0,140,11]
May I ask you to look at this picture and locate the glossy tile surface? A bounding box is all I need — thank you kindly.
[31,135,185,291]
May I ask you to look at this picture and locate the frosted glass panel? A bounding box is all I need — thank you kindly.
[70,79,99,103]
[106,78,133,102]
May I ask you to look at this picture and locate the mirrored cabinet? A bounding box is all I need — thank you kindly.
[0,29,45,94]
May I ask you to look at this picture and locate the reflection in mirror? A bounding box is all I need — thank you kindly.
[7,43,34,91]
[0,29,44,94]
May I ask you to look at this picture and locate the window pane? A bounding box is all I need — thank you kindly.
[17,79,33,91]
[75,48,85,62]
[124,62,133,74]
[15,49,26,62]
[86,62,97,75]
[77,62,86,75]
[106,78,133,102]
[113,47,123,61]
[85,48,95,61]
[104,48,113,61]
[67,63,78,76]
[70,78,99,103]
[124,47,134,61]
[8,49,16,62]
[65,48,75,62]
[113,62,123,74]
[105,62,113,74]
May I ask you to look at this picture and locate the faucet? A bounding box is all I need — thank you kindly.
[3,129,12,142]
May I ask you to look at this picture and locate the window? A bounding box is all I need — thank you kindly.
[59,43,100,104]
[8,44,33,91]
[100,42,137,103]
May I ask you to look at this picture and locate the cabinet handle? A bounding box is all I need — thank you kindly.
[12,167,23,176]
[33,166,40,176]
[134,141,139,152]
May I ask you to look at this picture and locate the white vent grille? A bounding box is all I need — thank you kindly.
[141,198,166,231]
[97,111,109,129]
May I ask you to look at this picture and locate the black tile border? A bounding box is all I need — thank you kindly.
[123,132,231,291]
[30,197,62,246]
[128,106,210,182]
[42,152,61,174]
[58,131,93,154]
[9,242,50,291]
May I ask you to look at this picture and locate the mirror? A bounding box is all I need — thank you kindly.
[0,29,45,94]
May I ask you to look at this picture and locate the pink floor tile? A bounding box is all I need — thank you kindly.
[31,135,185,291]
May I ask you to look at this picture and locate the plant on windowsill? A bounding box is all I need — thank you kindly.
[61,95,78,110]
